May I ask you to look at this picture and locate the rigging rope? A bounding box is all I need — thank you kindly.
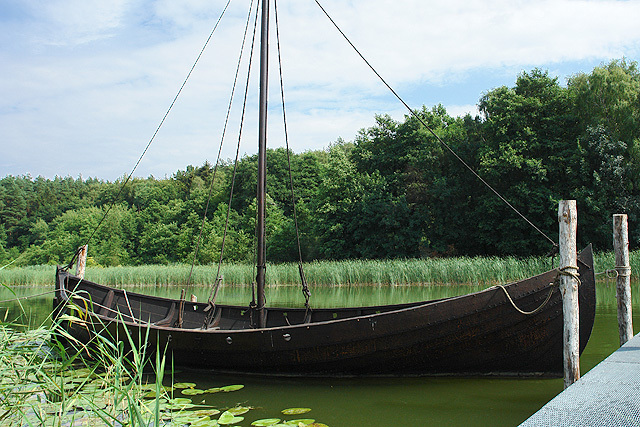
[187,0,257,290]
[206,0,262,307]
[64,0,234,268]
[312,0,557,249]
[274,0,311,310]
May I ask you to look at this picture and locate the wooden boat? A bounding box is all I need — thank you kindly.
[54,245,595,376]
[53,1,596,377]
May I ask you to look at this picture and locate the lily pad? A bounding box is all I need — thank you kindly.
[193,409,222,417]
[251,418,281,426]
[174,382,197,389]
[71,367,93,377]
[218,411,244,425]
[281,408,312,415]
[172,413,207,424]
[191,418,220,427]
[220,384,244,392]
[138,383,157,391]
[169,397,193,405]
[182,388,206,395]
[285,419,315,425]
[166,402,196,411]
[79,383,104,393]
[227,406,251,415]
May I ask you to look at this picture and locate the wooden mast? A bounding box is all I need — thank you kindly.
[255,0,269,328]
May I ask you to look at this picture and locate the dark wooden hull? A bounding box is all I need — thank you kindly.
[53,246,596,377]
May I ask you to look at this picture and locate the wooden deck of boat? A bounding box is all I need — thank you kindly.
[520,332,640,426]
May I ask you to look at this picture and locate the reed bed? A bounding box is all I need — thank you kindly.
[1,251,637,287]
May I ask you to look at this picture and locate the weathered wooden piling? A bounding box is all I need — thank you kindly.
[558,200,579,389]
[614,214,633,346]
[75,244,88,279]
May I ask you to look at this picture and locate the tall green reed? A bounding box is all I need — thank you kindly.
[0,295,173,427]
[1,250,637,287]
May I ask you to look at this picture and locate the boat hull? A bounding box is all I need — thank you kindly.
[54,246,596,377]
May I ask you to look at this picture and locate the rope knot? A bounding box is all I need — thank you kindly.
[615,265,632,278]
[555,266,581,287]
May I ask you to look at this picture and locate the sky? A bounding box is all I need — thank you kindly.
[1,0,640,181]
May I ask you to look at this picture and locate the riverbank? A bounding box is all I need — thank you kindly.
[1,251,637,287]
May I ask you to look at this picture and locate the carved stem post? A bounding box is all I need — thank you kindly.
[75,244,88,279]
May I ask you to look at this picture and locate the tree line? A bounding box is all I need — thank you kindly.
[1,59,638,267]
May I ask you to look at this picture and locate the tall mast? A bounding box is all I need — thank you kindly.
[255,0,269,328]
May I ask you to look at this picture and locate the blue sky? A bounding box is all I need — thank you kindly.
[2,0,640,181]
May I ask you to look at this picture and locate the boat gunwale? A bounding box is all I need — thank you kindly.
[56,263,562,334]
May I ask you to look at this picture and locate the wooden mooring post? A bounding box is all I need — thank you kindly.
[75,244,88,279]
[559,200,579,389]
[614,214,633,346]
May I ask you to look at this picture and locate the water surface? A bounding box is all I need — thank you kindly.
[1,280,637,426]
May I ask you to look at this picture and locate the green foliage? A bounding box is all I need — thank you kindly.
[1,59,639,265]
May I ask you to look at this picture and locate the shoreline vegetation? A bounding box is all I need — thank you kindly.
[2,251,637,288]
[1,318,324,426]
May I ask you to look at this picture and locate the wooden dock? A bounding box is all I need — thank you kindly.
[520,332,640,426]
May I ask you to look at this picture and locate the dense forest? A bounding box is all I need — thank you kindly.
[2,60,639,267]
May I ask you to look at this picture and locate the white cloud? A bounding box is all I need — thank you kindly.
[1,0,640,180]
[26,0,131,46]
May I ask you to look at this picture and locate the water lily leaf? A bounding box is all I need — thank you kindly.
[251,418,282,426]
[138,383,157,391]
[286,418,316,426]
[72,367,93,377]
[182,388,205,395]
[166,402,196,411]
[169,397,193,405]
[220,384,244,392]
[227,406,251,415]
[173,414,206,424]
[142,400,169,413]
[218,411,244,425]
[191,418,220,427]
[79,383,103,393]
[62,382,77,391]
[193,409,221,417]
[205,387,223,393]
[281,408,311,415]
[174,382,197,389]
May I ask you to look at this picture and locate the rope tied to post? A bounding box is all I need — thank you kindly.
[496,266,581,316]
[615,265,632,278]
[595,265,632,279]
[557,265,581,287]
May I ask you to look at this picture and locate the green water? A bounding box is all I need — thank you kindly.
[1,281,638,426]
